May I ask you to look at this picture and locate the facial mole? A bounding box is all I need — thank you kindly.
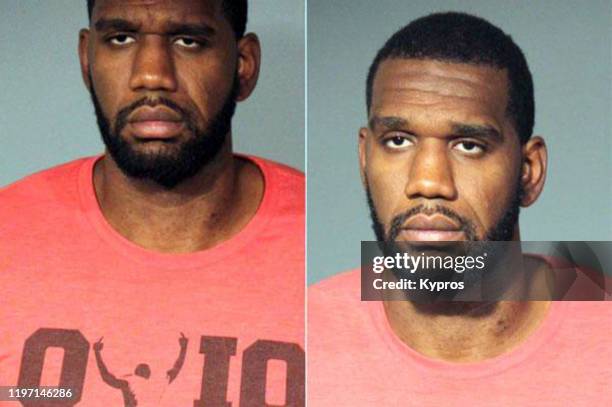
[495,318,509,334]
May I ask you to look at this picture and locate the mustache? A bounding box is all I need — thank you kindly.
[115,97,196,134]
[388,204,477,241]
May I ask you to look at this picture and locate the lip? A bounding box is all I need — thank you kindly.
[127,107,184,139]
[400,214,466,241]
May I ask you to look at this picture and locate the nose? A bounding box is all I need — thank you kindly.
[404,141,458,201]
[129,35,178,92]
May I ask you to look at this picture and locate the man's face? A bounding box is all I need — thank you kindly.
[80,0,243,188]
[360,59,527,245]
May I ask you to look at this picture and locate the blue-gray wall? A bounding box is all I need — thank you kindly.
[308,0,612,283]
[0,0,304,187]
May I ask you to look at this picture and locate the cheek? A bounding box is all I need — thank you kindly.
[90,59,131,118]
[176,55,236,120]
[91,75,121,120]
[456,154,520,232]
[366,151,410,224]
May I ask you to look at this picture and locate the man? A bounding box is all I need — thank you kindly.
[308,12,611,405]
[0,1,304,406]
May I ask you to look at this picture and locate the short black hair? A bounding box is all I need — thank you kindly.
[86,0,248,39]
[366,12,534,144]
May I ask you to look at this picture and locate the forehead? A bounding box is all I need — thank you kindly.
[93,0,223,26]
[371,59,510,127]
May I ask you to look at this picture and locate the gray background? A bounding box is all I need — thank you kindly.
[308,0,612,284]
[0,0,304,187]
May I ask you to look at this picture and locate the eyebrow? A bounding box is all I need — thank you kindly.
[450,122,503,142]
[368,116,409,130]
[94,18,140,32]
[94,18,216,37]
[165,22,216,37]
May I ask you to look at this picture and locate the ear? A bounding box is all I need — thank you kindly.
[78,28,92,91]
[358,127,369,187]
[235,33,261,101]
[520,136,547,207]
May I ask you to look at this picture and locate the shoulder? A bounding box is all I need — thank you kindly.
[247,155,304,190]
[308,269,377,350]
[0,157,94,224]
[247,155,304,216]
[255,156,304,179]
[309,269,361,306]
[559,301,612,353]
[527,253,612,300]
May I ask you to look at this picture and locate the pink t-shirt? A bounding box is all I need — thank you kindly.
[0,155,304,406]
[308,268,612,406]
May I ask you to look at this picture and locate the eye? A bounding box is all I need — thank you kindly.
[453,141,485,155]
[108,34,135,46]
[174,37,203,49]
[383,135,414,150]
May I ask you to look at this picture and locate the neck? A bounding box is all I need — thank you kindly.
[93,143,264,253]
[384,299,550,362]
[383,253,553,363]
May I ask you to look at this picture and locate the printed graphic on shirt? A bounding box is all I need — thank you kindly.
[93,333,187,406]
[15,328,305,406]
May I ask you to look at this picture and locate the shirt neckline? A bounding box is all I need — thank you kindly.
[367,258,568,378]
[78,154,278,269]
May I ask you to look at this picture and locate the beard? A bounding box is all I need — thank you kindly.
[88,72,239,189]
[365,176,524,299]
[366,179,523,244]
